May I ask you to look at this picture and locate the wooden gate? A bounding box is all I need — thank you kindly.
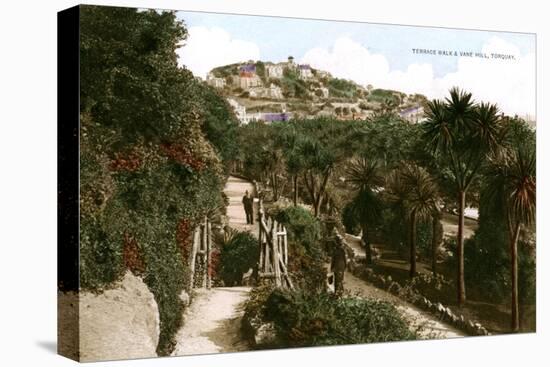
[189,216,212,289]
[257,201,293,289]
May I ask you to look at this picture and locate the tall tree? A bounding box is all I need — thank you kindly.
[276,124,307,206]
[402,164,439,278]
[484,148,535,331]
[346,157,384,265]
[423,88,503,304]
[387,164,439,277]
[301,138,336,217]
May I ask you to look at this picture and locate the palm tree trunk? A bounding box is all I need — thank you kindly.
[314,195,322,218]
[409,210,417,278]
[361,223,373,265]
[457,190,466,305]
[293,175,298,206]
[431,214,439,275]
[510,223,521,332]
[271,173,279,201]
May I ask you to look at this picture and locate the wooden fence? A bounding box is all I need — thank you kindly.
[257,200,293,289]
[189,216,212,289]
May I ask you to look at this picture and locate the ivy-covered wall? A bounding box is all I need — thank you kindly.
[76,5,239,355]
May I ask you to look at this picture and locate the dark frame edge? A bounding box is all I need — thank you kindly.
[57,4,81,362]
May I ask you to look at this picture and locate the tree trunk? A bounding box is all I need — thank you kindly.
[293,175,298,206]
[314,195,322,218]
[409,210,417,278]
[457,190,466,305]
[510,223,521,332]
[431,214,439,275]
[271,173,279,201]
[361,223,373,265]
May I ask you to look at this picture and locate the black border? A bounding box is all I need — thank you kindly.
[57,4,80,361]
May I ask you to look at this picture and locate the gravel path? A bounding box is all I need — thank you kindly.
[224,176,258,237]
[172,287,252,356]
[172,176,256,356]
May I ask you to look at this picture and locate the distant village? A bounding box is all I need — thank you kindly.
[206,56,428,125]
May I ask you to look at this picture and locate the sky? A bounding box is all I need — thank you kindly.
[175,10,536,117]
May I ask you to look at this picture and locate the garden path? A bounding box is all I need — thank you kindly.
[172,176,256,356]
[171,287,251,356]
[224,175,259,237]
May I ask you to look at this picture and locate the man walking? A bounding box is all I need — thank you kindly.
[242,190,254,225]
[331,230,347,297]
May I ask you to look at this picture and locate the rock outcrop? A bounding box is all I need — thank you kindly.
[58,271,160,362]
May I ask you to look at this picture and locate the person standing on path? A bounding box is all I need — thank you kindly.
[242,190,254,225]
[331,230,347,297]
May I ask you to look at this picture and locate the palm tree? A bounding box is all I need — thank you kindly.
[301,138,336,217]
[484,148,535,331]
[346,157,384,265]
[423,88,503,304]
[387,163,439,278]
[260,148,286,201]
[276,123,306,206]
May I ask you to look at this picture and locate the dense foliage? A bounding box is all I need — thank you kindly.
[458,118,536,304]
[220,232,259,286]
[263,289,415,347]
[270,206,327,291]
[78,6,237,355]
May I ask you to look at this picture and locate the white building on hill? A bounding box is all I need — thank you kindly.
[298,64,313,79]
[227,98,249,124]
[248,84,284,99]
[266,64,284,78]
[233,74,262,89]
[399,106,425,123]
[206,73,226,89]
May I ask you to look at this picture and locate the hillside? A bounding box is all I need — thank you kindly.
[206,57,428,124]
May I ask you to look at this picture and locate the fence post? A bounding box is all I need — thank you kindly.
[206,219,212,289]
[272,219,281,286]
[201,217,208,288]
[283,224,288,266]
[189,227,200,289]
[258,199,266,279]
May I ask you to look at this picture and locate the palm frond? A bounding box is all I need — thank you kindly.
[423,99,453,153]
[484,147,536,227]
[387,163,440,221]
[345,157,384,191]
[473,102,502,154]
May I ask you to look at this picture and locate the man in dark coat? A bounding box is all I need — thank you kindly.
[331,231,347,296]
[242,190,254,224]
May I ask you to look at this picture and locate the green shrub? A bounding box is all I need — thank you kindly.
[449,230,536,304]
[243,284,276,322]
[220,232,259,286]
[273,206,322,257]
[445,207,536,305]
[380,207,432,258]
[272,206,327,291]
[264,289,415,347]
[79,216,123,289]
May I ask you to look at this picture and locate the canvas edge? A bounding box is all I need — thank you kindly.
[57,4,81,362]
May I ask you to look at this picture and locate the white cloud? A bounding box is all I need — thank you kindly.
[177,26,260,79]
[301,36,535,116]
